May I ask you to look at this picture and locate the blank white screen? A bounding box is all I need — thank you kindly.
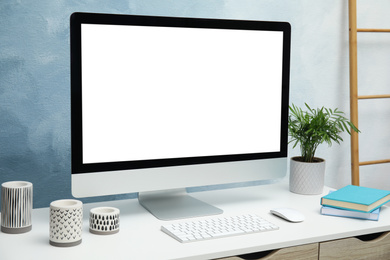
[81,24,283,164]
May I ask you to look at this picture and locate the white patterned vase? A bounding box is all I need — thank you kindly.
[289,157,325,195]
[49,199,83,247]
[89,207,120,235]
[1,181,33,234]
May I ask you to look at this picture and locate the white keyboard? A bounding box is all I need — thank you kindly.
[161,214,279,243]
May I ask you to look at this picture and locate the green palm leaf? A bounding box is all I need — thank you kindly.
[288,103,360,162]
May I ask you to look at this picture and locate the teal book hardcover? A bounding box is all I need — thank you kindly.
[321,185,390,213]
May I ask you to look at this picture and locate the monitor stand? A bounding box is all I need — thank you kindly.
[138,188,223,220]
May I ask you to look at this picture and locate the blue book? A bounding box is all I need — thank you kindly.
[321,185,390,213]
[320,206,380,221]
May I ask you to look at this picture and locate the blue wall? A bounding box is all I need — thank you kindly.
[0,0,237,208]
[2,0,390,208]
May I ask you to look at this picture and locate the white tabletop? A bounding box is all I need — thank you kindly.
[1,179,390,260]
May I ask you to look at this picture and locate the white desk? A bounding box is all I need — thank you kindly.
[1,180,390,260]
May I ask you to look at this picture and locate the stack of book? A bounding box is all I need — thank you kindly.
[320,185,390,221]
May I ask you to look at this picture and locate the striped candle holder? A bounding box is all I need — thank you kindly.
[1,181,33,234]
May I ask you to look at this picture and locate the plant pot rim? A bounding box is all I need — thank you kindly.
[291,156,325,163]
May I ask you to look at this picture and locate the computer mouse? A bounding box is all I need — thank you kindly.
[270,208,305,223]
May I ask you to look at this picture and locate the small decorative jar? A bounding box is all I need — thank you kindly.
[1,181,33,234]
[89,207,120,235]
[49,199,83,247]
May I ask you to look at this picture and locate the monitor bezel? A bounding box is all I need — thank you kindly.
[70,12,291,175]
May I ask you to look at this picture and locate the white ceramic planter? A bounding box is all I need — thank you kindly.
[49,199,83,247]
[289,157,325,195]
[1,181,33,234]
[90,207,120,235]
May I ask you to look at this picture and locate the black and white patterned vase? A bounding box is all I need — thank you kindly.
[1,181,33,234]
[89,207,120,235]
[49,199,83,247]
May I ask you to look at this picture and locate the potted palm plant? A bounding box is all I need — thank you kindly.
[288,103,359,194]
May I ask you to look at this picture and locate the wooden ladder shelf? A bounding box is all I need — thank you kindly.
[349,0,390,186]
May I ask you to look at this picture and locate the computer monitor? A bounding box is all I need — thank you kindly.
[70,12,291,220]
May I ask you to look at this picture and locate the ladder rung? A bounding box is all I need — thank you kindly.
[357,28,390,33]
[358,94,390,100]
[359,159,390,166]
